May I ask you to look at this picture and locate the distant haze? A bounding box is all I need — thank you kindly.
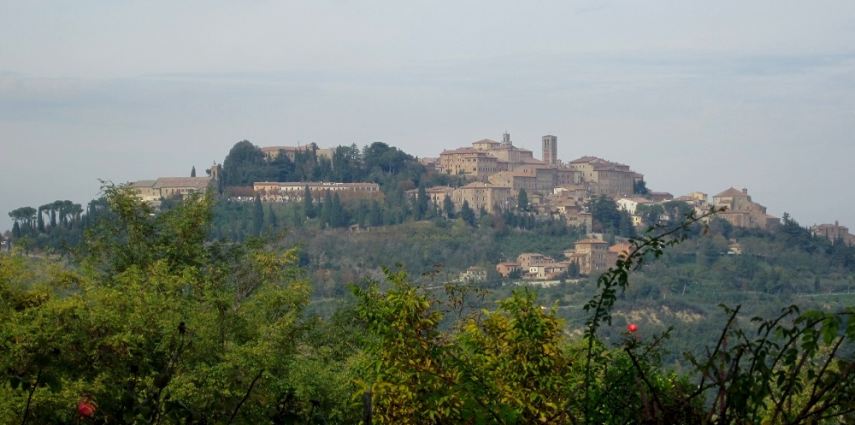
[2,1,854,232]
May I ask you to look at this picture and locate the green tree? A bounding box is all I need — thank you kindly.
[443,195,455,219]
[1,186,317,423]
[191,165,196,177]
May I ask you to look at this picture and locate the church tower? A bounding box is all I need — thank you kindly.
[542,135,558,165]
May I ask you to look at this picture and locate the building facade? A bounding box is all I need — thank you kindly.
[253,181,380,202]
[451,182,512,213]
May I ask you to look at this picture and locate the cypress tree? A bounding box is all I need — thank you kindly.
[443,195,455,219]
[416,184,428,220]
[518,189,529,212]
[303,185,315,219]
[253,195,264,236]
[460,201,476,226]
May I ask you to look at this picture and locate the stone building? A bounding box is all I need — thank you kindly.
[131,176,213,203]
[451,182,512,213]
[712,187,779,229]
[569,156,643,198]
[437,148,499,178]
[811,221,855,246]
[563,238,609,275]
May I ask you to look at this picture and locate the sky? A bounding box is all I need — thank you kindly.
[1,0,854,232]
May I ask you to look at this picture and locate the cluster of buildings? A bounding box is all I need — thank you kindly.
[428,132,642,197]
[811,221,855,246]
[130,163,221,204]
[496,238,632,280]
[413,132,646,227]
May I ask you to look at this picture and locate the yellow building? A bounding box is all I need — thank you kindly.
[451,182,512,213]
[437,148,499,178]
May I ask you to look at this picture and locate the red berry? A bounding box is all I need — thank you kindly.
[77,401,95,417]
[627,323,638,333]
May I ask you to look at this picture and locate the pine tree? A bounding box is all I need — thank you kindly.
[37,208,45,233]
[191,166,196,177]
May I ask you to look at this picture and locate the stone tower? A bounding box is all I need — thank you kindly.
[542,135,558,165]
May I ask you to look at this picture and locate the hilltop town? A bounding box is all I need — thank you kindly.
[91,133,852,283]
[6,134,852,281]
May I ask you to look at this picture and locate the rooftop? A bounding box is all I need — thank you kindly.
[152,177,212,189]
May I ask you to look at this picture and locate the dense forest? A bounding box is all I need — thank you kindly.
[2,187,854,423]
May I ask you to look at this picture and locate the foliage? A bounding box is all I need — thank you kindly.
[0,185,360,423]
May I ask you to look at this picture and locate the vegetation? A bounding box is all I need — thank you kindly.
[2,186,854,423]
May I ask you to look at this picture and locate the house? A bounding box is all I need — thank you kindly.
[528,262,569,280]
[517,253,553,269]
[460,266,488,282]
[616,197,653,215]
[496,262,523,278]
[563,238,609,275]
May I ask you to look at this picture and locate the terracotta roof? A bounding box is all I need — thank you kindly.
[608,242,632,254]
[440,147,490,155]
[715,187,748,198]
[473,138,499,145]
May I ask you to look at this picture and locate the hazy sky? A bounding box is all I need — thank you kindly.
[2,0,854,232]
